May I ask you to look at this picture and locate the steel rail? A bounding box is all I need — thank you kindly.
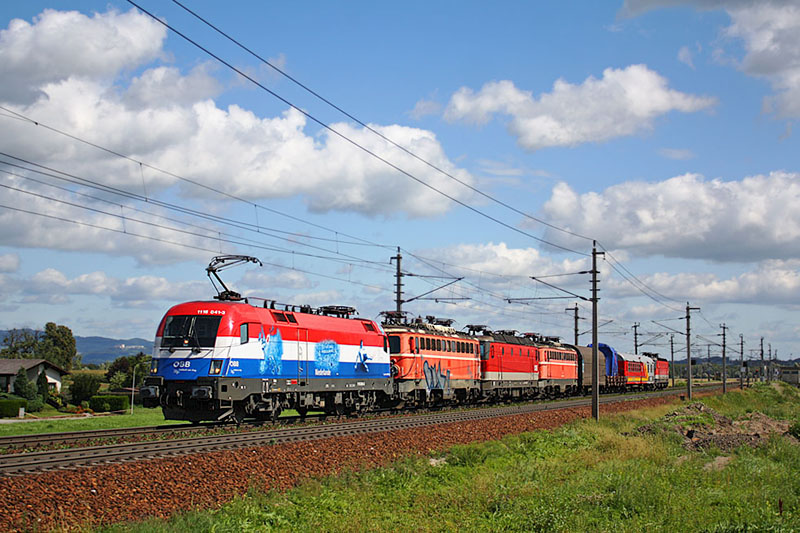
[0,422,213,448]
[0,414,328,449]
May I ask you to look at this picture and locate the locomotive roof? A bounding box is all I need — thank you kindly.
[617,352,657,364]
[158,300,382,338]
[381,322,472,338]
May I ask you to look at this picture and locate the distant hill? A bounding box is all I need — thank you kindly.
[74,336,154,364]
[0,330,153,364]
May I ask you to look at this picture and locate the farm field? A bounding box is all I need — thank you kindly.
[97,383,800,532]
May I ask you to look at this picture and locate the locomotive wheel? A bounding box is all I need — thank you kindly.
[232,407,246,426]
[296,406,308,420]
[271,406,283,424]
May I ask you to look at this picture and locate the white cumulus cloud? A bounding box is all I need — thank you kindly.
[21,268,208,307]
[607,260,800,305]
[122,64,222,109]
[0,253,20,273]
[443,65,716,150]
[541,171,800,262]
[621,1,800,118]
[0,8,165,105]
[415,242,591,293]
[408,98,442,120]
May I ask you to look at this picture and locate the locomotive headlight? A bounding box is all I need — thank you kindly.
[150,359,158,374]
[209,359,223,375]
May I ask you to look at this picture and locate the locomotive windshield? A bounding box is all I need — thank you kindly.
[162,315,222,348]
[387,335,401,354]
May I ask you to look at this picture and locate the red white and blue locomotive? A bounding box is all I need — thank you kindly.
[141,256,669,422]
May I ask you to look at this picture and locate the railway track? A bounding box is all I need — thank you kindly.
[0,422,214,449]
[0,386,716,476]
[0,413,328,449]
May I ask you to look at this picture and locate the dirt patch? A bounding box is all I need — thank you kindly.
[703,455,732,471]
[638,402,798,452]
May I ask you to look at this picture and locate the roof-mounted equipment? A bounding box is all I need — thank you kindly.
[206,255,262,301]
[318,305,357,318]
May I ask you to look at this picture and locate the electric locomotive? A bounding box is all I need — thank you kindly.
[383,312,481,407]
[141,256,391,423]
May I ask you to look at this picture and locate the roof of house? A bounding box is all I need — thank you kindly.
[0,359,69,376]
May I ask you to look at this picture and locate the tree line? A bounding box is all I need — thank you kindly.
[1,322,78,371]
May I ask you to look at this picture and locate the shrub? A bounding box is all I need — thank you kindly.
[13,367,37,400]
[789,420,800,440]
[69,373,102,404]
[0,398,27,417]
[109,371,128,391]
[46,392,67,409]
[26,396,44,413]
[89,395,130,412]
[36,369,49,399]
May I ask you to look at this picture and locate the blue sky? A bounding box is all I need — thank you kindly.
[0,0,798,364]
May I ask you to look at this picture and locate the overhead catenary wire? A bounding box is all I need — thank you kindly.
[0,177,395,274]
[0,202,390,294]
[0,148,577,325]
[598,245,683,313]
[0,106,390,251]
[124,0,590,258]
[1,101,603,328]
[0,155,574,325]
[170,0,595,245]
[0,160,395,275]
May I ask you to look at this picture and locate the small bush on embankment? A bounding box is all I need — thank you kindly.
[104,383,800,532]
[89,395,130,412]
[0,397,27,417]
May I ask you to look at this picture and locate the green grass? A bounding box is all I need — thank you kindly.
[99,383,800,533]
[0,407,176,436]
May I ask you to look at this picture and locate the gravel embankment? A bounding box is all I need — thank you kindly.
[0,395,691,532]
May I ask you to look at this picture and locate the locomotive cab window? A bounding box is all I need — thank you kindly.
[162,315,222,348]
[388,335,401,354]
[239,323,248,344]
